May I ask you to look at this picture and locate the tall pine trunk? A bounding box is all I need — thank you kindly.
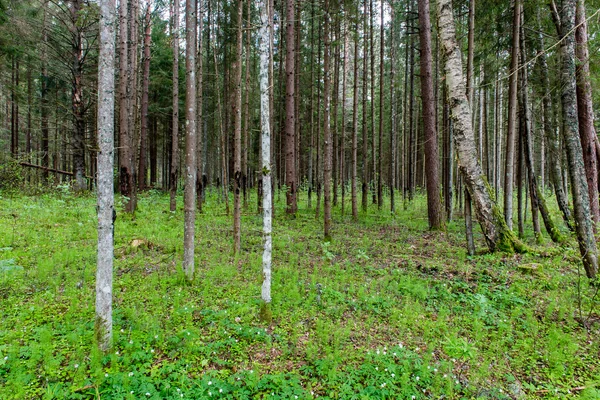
[233,0,243,253]
[284,0,297,215]
[418,0,444,230]
[170,0,180,212]
[138,4,151,190]
[503,0,520,230]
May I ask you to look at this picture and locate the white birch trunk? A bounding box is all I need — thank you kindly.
[258,0,272,306]
[96,0,117,352]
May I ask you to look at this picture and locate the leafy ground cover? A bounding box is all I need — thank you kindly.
[1,187,599,399]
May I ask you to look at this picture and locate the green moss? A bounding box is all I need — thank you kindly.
[259,301,272,324]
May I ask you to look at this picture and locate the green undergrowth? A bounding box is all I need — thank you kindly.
[0,187,599,399]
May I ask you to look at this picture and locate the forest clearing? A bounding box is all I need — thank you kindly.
[1,190,599,399]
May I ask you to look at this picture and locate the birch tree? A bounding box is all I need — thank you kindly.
[96,0,116,352]
[257,0,273,322]
[437,0,523,252]
[182,0,197,280]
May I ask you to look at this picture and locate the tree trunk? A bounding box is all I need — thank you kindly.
[284,0,297,215]
[96,0,117,352]
[537,10,572,230]
[351,19,359,221]
[196,0,204,211]
[377,0,384,210]
[418,0,444,230]
[233,0,243,253]
[437,0,523,252]
[138,4,151,191]
[575,0,599,227]
[340,19,347,215]
[170,0,180,212]
[503,0,520,230]
[257,0,273,320]
[550,0,598,278]
[69,0,86,191]
[370,0,376,206]
[323,0,332,240]
[519,18,563,244]
[241,0,250,209]
[183,0,197,279]
[362,0,368,212]
[390,7,397,215]
[41,1,49,182]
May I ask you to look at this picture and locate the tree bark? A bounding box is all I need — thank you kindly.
[96,0,117,352]
[362,0,369,212]
[138,4,151,190]
[503,0,520,230]
[41,1,49,182]
[418,0,444,230]
[575,0,599,227]
[233,0,243,253]
[537,10,572,229]
[257,0,273,319]
[351,19,359,221]
[170,0,180,212]
[69,0,86,191]
[183,0,197,279]
[551,0,598,278]
[284,0,297,215]
[196,0,204,211]
[323,0,332,240]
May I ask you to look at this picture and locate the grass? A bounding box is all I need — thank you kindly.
[0,186,599,399]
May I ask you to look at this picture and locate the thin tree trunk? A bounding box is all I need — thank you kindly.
[70,0,86,191]
[96,0,117,352]
[340,20,348,215]
[418,0,444,230]
[519,18,562,243]
[196,0,204,212]
[233,0,243,253]
[284,0,297,215]
[503,0,520,230]
[242,0,250,209]
[362,0,369,212]
[170,0,180,212]
[41,1,49,182]
[351,19,359,221]
[537,10,572,229]
[323,0,332,240]
[138,4,151,190]
[575,0,599,227]
[183,0,197,279]
[257,0,273,320]
[370,0,376,206]
[377,0,384,209]
[550,0,598,278]
[390,6,396,215]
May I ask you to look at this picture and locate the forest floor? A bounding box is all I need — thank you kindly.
[1,187,600,399]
